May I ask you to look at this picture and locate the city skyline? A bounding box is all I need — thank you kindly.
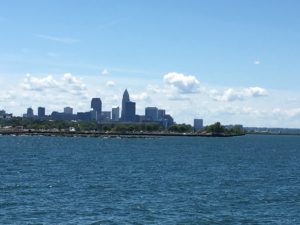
[1,1,300,127]
[10,88,176,128]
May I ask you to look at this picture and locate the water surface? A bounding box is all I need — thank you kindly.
[1,135,299,224]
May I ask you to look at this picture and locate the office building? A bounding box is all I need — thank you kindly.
[51,111,63,120]
[194,119,204,131]
[124,101,136,122]
[0,110,6,118]
[164,114,174,128]
[27,108,34,118]
[38,107,46,118]
[91,98,102,121]
[158,109,166,121]
[112,107,120,121]
[64,107,73,115]
[145,107,158,121]
[90,110,99,121]
[91,98,102,112]
[0,110,12,119]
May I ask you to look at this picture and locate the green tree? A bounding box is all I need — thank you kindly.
[205,122,225,134]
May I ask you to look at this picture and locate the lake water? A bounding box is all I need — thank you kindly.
[0,135,299,224]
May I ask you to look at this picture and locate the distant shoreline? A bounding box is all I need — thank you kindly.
[1,130,299,138]
[0,130,244,138]
[246,132,300,136]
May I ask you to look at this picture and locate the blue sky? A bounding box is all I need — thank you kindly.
[1,0,300,127]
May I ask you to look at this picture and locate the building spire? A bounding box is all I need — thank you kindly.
[121,89,130,120]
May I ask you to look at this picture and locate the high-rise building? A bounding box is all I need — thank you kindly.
[38,107,46,118]
[164,114,174,128]
[91,98,102,112]
[121,89,130,120]
[194,119,204,131]
[27,107,34,118]
[112,107,120,121]
[0,110,12,119]
[91,98,102,121]
[158,109,166,121]
[124,101,136,122]
[64,107,73,115]
[0,110,6,117]
[145,107,158,121]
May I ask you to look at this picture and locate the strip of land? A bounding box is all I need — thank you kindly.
[0,130,244,138]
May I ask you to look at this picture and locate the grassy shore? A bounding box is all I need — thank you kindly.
[0,130,244,138]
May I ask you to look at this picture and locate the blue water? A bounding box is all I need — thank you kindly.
[0,135,299,224]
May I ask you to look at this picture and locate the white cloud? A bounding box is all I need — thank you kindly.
[62,73,87,94]
[146,84,165,94]
[168,95,190,101]
[163,72,200,93]
[244,87,267,97]
[0,90,15,101]
[106,80,115,87]
[22,73,87,96]
[214,88,242,102]
[12,73,90,114]
[272,107,300,118]
[101,69,109,75]
[22,74,59,91]
[213,87,267,102]
[131,92,151,102]
[147,83,191,102]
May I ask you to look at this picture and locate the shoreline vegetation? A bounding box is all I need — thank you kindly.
[0,118,245,138]
[0,130,243,138]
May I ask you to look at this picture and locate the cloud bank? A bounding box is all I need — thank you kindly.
[1,72,300,128]
[22,73,87,96]
[213,87,267,102]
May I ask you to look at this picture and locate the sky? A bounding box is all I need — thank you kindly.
[1,0,300,127]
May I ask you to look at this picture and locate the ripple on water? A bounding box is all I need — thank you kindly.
[0,135,300,224]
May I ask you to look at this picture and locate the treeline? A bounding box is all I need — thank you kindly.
[0,117,87,131]
[0,117,187,133]
[94,123,193,133]
[204,122,245,135]
[0,118,245,135]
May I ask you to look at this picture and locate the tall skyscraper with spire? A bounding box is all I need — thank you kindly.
[121,89,130,120]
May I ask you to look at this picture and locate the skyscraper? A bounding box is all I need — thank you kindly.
[124,101,136,122]
[158,109,166,121]
[121,89,130,120]
[38,107,45,118]
[91,98,102,112]
[91,98,102,121]
[112,107,120,121]
[194,119,204,131]
[164,114,174,128]
[27,107,34,118]
[145,107,158,121]
[64,107,73,115]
